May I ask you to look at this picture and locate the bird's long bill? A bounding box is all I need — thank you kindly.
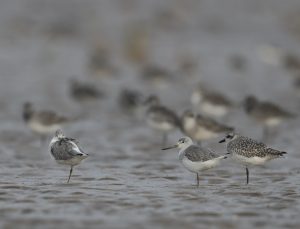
[161,145,178,150]
[219,138,226,143]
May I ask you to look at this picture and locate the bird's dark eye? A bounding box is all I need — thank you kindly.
[226,134,233,139]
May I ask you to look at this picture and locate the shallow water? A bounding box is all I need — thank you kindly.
[1,0,300,228]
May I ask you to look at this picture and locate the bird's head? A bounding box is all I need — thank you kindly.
[143,95,160,107]
[162,137,193,150]
[22,102,33,121]
[55,129,65,139]
[243,95,258,113]
[219,133,236,143]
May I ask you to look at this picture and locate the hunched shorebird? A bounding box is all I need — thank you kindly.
[144,95,181,146]
[191,83,233,118]
[243,95,295,140]
[181,110,234,144]
[23,102,70,142]
[69,78,104,103]
[49,129,89,183]
[140,65,174,89]
[118,88,144,114]
[162,137,227,186]
[219,133,287,184]
[88,45,118,79]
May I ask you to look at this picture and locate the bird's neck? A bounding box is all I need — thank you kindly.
[23,109,33,122]
[49,136,64,146]
[178,143,192,160]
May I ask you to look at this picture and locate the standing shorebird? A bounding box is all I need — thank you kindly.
[69,78,104,103]
[49,129,89,183]
[243,96,295,140]
[181,110,234,144]
[162,137,227,186]
[144,95,181,146]
[23,102,70,142]
[219,133,287,184]
[118,88,144,114]
[191,84,233,118]
[88,46,118,79]
[140,65,173,88]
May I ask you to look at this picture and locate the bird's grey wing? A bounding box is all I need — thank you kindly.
[148,106,180,125]
[196,115,233,132]
[205,93,232,106]
[259,102,294,118]
[184,145,218,162]
[50,140,82,160]
[37,111,68,125]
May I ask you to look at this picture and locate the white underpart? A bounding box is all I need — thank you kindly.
[56,157,85,166]
[265,117,282,127]
[29,120,61,135]
[257,44,282,66]
[190,91,203,106]
[231,153,270,166]
[147,119,174,132]
[183,118,196,131]
[194,127,219,140]
[201,102,228,117]
[49,136,59,146]
[181,156,224,173]
[183,117,196,137]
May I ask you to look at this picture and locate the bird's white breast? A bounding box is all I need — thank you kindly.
[231,154,270,166]
[191,91,203,105]
[194,127,219,140]
[147,119,175,132]
[265,117,282,127]
[55,157,85,166]
[181,157,221,173]
[29,120,61,134]
[201,102,228,117]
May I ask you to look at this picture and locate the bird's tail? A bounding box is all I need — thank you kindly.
[267,148,287,158]
[220,155,228,159]
[278,151,287,157]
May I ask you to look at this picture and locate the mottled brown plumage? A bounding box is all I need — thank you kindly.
[220,133,287,184]
[244,96,295,124]
[195,114,233,133]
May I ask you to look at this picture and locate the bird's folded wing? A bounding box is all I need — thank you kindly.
[184,145,218,162]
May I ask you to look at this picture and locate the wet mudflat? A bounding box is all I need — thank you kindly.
[0,0,300,228]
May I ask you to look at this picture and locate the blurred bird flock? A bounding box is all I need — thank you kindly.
[1,0,300,229]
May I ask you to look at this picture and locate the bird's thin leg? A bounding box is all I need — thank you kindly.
[246,167,249,185]
[196,173,200,187]
[67,166,73,183]
[162,133,168,147]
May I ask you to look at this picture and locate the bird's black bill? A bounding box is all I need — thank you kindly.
[161,145,177,150]
[219,139,226,143]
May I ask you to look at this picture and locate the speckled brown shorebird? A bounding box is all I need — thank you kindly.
[144,95,181,146]
[219,133,286,184]
[243,95,295,140]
